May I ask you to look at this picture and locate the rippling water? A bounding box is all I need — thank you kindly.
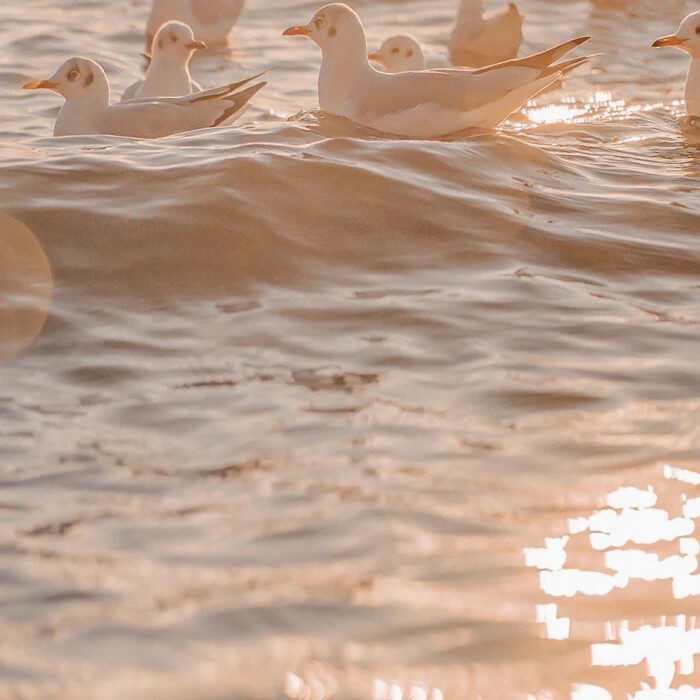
[1,0,699,697]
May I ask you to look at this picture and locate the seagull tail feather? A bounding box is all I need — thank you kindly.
[212,81,266,127]
[472,36,590,75]
[188,71,269,104]
[540,53,601,79]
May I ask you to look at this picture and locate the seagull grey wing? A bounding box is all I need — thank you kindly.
[469,36,590,75]
[98,80,266,138]
[121,80,144,102]
[174,80,266,125]
[358,68,537,120]
[97,102,197,138]
[357,36,591,122]
[175,71,267,102]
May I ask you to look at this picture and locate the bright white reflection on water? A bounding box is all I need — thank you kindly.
[571,685,612,700]
[522,93,688,128]
[592,617,700,694]
[285,673,446,699]
[373,679,444,700]
[524,92,623,125]
[666,465,700,487]
[526,465,700,697]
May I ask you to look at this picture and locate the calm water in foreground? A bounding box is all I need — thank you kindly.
[0,0,699,697]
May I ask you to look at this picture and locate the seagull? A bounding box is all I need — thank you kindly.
[23,57,265,138]
[146,0,246,47]
[368,35,427,73]
[283,3,595,138]
[652,9,700,119]
[122,21,205,101]
[448,0,524,68]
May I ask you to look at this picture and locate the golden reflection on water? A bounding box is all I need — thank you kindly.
[526,464,700,698]
[524,92,619,125]
[0,212,52,363]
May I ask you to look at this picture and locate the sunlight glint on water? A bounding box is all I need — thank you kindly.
[527,466,700,697]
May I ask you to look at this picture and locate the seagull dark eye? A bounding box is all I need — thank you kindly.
[314,17,325,29]
[170,33,178,42]
[391,47,399,55]
[406,50,413,58]
[67,69,79,81]
[695,25,700,35]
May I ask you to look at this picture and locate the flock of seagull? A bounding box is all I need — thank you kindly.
[21,0,700,139]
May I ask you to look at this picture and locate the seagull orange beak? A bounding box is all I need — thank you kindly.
[368,52,380,61]
[186,40,206,50]
[23,79,58,91]
[652,34,688,48]
[283,25,311,37]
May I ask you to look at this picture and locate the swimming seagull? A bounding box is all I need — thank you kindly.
[122,21,205,101]
[448,0,524,68]
[146,0,246,47]
[283,3,595,139]
[653,9,700,119]
[369,35,427,73]
[23,57,265,137]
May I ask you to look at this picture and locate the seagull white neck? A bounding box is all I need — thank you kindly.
[143,53,193,97]
[151,51,189,68]
[686,58,700,118]
[318,42,372,114]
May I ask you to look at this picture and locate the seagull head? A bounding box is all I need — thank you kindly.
[283,3,367,56]
[653,10,700,57]
[151,21,206,62]
[368,35,426,72]
[23,57,110,104]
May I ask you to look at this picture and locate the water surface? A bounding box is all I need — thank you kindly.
[1,0,699,697]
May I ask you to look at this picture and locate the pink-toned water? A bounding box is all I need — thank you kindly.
[0,0,699,697]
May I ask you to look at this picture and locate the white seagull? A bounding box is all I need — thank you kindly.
[23,57,265,138]
[369,35,427,73]
[147,0,246,47]
[653,9,700,119]
[283,3,595,139]
[448,0,524,68]
[122,21,205,101]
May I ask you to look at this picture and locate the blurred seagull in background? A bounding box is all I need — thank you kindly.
[369,35,427,73]
[653,9,700,118]
[146,0,246,47]
[23,58,265,137]
[448,0,524,68]
[122,21,205,101]
[283,3,595,139]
